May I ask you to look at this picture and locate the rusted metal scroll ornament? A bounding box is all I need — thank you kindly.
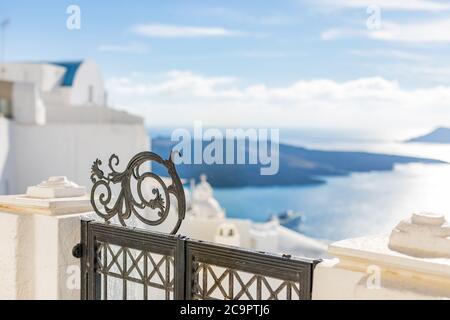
[90,151,186,234]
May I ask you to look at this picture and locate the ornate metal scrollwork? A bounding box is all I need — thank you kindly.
[90,151,186,234]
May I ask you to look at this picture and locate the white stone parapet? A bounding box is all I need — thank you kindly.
[0,177,92,300]
[313,212,450,300]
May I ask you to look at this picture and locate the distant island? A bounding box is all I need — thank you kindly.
[406,127,450,144]
[151,137,444,188]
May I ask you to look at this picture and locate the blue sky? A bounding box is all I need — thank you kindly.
[2,0,450,137]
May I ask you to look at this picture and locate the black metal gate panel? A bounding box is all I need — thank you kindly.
[80,220,318,300]
[186,239,314,300]
[81,221,185,300]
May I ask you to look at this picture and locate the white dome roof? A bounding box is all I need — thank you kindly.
[190,174,225,219]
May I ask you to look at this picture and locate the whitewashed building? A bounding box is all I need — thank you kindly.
[0,60,148,195]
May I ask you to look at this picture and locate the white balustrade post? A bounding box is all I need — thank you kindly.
[0,176,93,300]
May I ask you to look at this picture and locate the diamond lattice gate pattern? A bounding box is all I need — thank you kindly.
[96,243,175,300]
[80,221,319,300]
[186,240,312,300]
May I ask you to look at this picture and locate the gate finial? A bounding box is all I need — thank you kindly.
[90,151,186,234]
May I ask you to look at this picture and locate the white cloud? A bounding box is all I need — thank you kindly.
[192,7,295,25]
[412,66,450,77]
[322,19,450,43]
[371,20,450,43]
[131,24,243,38]
[348,49,428,61]
[315,0,450,11]
[321,28,363,40]
[240,50,289,59]
[368,63,450,85]
[106,70,450,138]
[98,42,149,54]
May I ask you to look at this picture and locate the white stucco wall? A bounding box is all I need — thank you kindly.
[70,60,105,106]
[11,82,46,125]
[0,212,21,299]
[0,211,36,299]
[0,63,65,92]
[9,122,148,194]
[0,117,12,195]
[34,213,85,300]
[41,87,71,107]
[45,105,143,124]
[0,209,89,300]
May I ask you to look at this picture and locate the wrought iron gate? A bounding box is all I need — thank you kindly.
[76,152,320,300]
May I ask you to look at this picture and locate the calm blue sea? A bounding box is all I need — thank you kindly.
[214,163,450,241]
[150,128,450,241]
